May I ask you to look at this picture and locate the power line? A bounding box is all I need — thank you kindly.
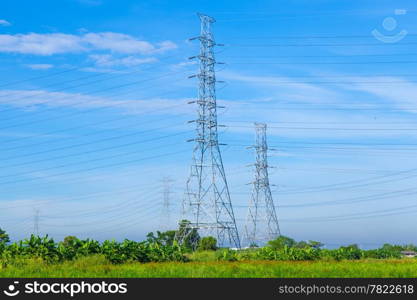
[225,120,417,125]
[0,149,188,187]
[0,122,188,162]
[40,185,163,217]
[228,139,417,147]
[2,182,161,213]
[279,166,408,175]
[41,197,161,228]
[226,156,417,195]
[227,125,417,131]
[0,131,190,178]
[278,186,417,209]
[0,140,187,187]
[77,205,164,235]
[229,61,417,66]
[0,102,188,152]
[226,33,417,39]
[40,205,165,240]
[0,163,182,198]
[226,42,417,47]
[2,113,183,159]
[222,105,417,112]
[0,68,116,101]
[0,70,188,128]
[236,208,417,223]
[0,66,81,88]
[227,144,417,157]
[0,53,182,113]
[214,9,417,21]
[276,169,417,195]
[283,203,417,222]
[275,145,417,152]
[286,209,417,222]
[222,53,417,59]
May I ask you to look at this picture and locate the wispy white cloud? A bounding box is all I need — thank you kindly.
[88,54,157,67]
[0,32,177,55]
[170,60,197,70]
[222,71,417,114]
[0,33,85,55]
[83,33,177,54]
[25,63,54,70]
[0,89,191,115]
[222,71,343,104]
[0,19,11,26]
[214,71,417,139]
[338,76,417,113]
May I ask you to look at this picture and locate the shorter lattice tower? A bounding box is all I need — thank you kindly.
[34,209,40,236]
[245,123,281,246]
[160,177,173,230]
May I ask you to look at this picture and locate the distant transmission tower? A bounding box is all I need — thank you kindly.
[160,177,173,230]
[245,123,280,246]
[177,13,240,248]
[33,209,40,236]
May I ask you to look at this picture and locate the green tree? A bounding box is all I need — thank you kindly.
[62,236,78,247]
[0,228,10,244]
[146,230,176,246]
[381,243,402,251]
[346,244,359,250]
[197,236,217,251]
[267,235,296,249]
[402,244,417,251]
[295,241,309,248]
[308,240,324,249]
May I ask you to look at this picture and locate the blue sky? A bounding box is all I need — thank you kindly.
[1,0,417,248]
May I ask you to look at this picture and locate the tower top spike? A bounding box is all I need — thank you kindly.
[197,12,216,23]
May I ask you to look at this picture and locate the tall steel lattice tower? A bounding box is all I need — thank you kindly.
[245,123,281,246]
[178,13,240,248]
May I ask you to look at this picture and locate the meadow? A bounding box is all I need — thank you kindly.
[1,255,417,278]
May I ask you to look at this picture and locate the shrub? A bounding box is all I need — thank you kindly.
[0,228,10,244]
[326,246,364,261]
[197,237,217,251]
[255,246,321,261]
[363,248,402,259]
[0,235,188,265]
[267,236,296,249]
[216,249,238,262]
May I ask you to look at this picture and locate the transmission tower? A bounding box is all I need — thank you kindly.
[245,123,281,246]
[33,209,40,236]
[160,177,173,230]
[177,13,240,248]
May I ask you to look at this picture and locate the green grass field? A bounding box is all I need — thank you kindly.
[1,255,417,278]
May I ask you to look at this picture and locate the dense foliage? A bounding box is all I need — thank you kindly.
[0,228,9,244]
[197,237,218,251]
[0,228,414,266]
[215,237,407,262]
[0,235,188,265]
